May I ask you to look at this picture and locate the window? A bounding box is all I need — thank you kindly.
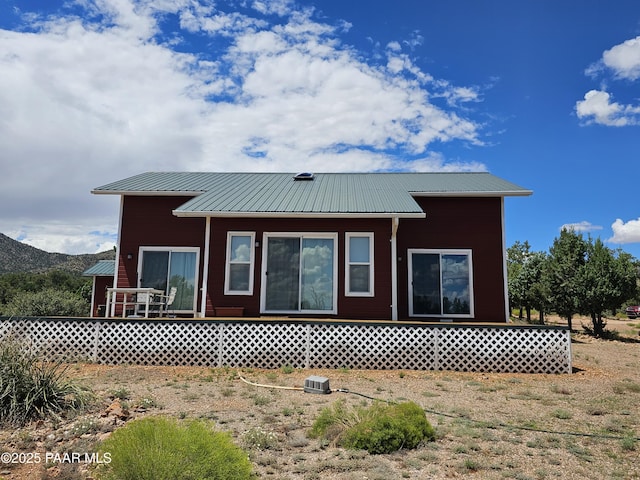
[261,233,337,313]
[225,232,255,295]
[345,233,374,296]
[138,247,199,313]
[408,249,473,317]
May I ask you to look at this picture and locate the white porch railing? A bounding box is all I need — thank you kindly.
[0,317,571,374]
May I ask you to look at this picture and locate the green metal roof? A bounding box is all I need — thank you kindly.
[93,172,531,217]
[82,260,115,277]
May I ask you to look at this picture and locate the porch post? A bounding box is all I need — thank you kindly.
[200,216,211,318]
[111,195,125,317]
[89,277,97,317]
[500,197,510,322]
[391,216,399,321]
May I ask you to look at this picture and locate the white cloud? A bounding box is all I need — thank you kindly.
[252,0,296,17]
[179,6,266,36]
[575,90,640,126]
[403,153,486,173]
[6,223,117,255]
[579,35,640,127]
[608,218,640,245]
[443,86,481,107]
[586,36,640,80]
[560,221,603,233]
[602,36,640,81]
[0,0,486,253]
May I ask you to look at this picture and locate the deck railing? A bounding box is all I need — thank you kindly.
[0,317,571,374]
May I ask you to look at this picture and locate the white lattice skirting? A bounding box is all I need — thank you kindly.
[0,317,572,374]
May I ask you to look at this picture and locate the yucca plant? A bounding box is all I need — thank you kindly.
[0,338,91,426]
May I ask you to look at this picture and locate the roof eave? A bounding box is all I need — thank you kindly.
[91,190,204,196]
[411,190,533,197]
[172,211,426,219]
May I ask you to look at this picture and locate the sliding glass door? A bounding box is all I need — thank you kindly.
[138,247,199,313]
[263,234,336,314]
[408,249,473,318]
[265,237,300,311]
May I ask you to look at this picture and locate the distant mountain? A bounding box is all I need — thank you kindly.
[0,233,116,275]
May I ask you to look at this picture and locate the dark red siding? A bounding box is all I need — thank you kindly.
[92,276,113,317]
[117,196,205,308]
[396,197,507,322]
[114,194,507,322]
[207,217,393,319]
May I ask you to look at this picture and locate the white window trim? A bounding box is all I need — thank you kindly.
[345,232,374,297]
[224,231,256,296]
[260,232,338,315]
[408,248,474,318]
[137,246,200,313]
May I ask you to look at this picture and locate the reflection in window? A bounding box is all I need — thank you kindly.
[441,255,471,314]
[264,234,336,313]
[139,248,198,312]
[410,250,472,316]
[225,232,255,295]
[301,238,334,310]
[346,233,374,296]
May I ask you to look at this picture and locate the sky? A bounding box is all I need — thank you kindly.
[1,0,640,259]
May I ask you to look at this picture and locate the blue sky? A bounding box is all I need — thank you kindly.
[1,0,639,257]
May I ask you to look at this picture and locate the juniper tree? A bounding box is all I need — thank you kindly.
[577,239,637,336]
[545,229,589,331]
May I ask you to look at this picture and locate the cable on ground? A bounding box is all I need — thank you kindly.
[239,375,304,391]
[239,377,640,442]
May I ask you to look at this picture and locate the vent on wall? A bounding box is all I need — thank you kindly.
[293,172,314,181]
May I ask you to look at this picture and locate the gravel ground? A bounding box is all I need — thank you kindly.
[1,316,639,480]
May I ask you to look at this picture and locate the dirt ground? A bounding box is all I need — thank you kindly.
[1,315,639,480]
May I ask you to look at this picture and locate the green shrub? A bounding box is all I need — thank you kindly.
[343,401,436,454]
[96,416,253,480]
[308,398,361,442]
[621,436,637,452]
[0,339,91,426]
[0,270,92,307]
[3,288,89,317]
[309,400,435,454]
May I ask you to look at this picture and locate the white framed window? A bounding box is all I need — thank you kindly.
[260,232,338,314]
[224,232,255,295]
[345,233,374,297]
[137,246,200,313]
[408,249,474,318]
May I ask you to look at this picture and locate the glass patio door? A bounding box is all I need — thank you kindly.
[139,248,199,313]
[263,235,336,313]
[409,249,473,317]
[409,252,441,315]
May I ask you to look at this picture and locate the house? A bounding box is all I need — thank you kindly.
[91,172,531,322]
[82,259,115,317]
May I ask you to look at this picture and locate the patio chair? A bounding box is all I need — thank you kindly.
[134,292,165,318]
[163,287,177,317]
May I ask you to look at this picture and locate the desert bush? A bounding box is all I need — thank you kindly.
[309,400,435,454]
[2,288,89,317]
[96,416,252,480]
[0,339,91,426]
[309,398,361,442]
[242,426,279,450]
